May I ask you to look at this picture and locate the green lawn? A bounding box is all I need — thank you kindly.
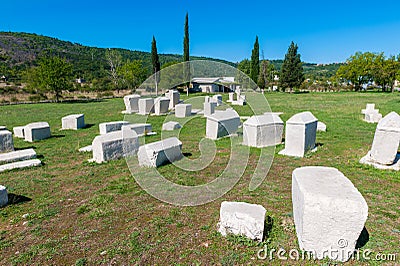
[0,92,399,265]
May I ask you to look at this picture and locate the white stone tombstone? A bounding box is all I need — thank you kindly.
[361,103,375,114]
[0,185,8,207]
[213,94,223,106]
[166,90,180,109]
[154,97,170,115]
[204,96,210,103]
[175,104,192,118]
[121,123,153,136]
[227,92,234,102]
[218,201,266,242]
[206,109,241,140]
[317,121,327,132]
[99,121,130,135]
[0,130,14,153]
[0,126,7,131]
[292,166,368,262]
[24,122,51,142]
[364,112,382,123]
[137,137,183,167]
[203,101,217,117]
[360,112,400,168]
[13,126,25,138]
[91,128,139,163]
[0,148,36,164]
[138,98,154,115]
[162,121,182,131]
[279,111,318,157]
[243,114,284,147]
[62,114,85,130]
[123,94,140,114]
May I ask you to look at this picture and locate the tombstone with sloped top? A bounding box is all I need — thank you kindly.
[24,122,51,142]
[0,130,14,153]
[243,114,284,147]
[137,137,183,167]
[122,94,140,114]
[279,111,318,157]
[206,109,240,140]
[62,114,85,130]
[175,104,192,118]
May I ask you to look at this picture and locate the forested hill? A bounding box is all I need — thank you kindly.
[0,31,342,82]
[0,31,235,81]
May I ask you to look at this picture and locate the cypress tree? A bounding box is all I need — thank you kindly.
[151,36,160,95]
[280,41,304,91]
[183,12,189,62]
[250,36,259,83]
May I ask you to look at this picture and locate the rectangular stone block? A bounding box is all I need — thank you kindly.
[279,111,317,157]
[218,201,266,241]
[0,159,42,173]
[138,137,183,167]
[213,94,222,106]
[162,121,181,131]
[206,110,241,140]
[0,130,14,153]
[175,104,192,118]
[292,166,368,262]
[166,90,180,109]
[123,94,140,113]
[227,92,234,102]
[121,123,153,136]
[24,122,51,142]
[13,126,25,138]
[243,114,284,147]
[62,114,85,130]
[0,185,7,207]
[203,101,217,117]
[154,97,170,115]
[99,121,130,135]
[0,148,36,164]
[138,98,154,115]
[92,129,139,163]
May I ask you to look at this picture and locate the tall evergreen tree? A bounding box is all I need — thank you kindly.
[151,36,161,95]
[183,12,190,95]
[280,41,304,91]
[250,36,259,83]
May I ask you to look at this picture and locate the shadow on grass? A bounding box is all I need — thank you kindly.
[355,227,369,249]
[315,142,324,147]
[183,152,192,157]
[263,216,274,241]
[83,123,95,129]
[59,98,105,104]
[14,146,37,150]
[50,134,65,139]
[7,193,32,205]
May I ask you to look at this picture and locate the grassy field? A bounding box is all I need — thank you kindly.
[0,92,399,265]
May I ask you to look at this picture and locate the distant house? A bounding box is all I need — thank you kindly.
[191,77,236,93]
[1,75,7,82]
[394,80,400,87]
[75,78,86,84]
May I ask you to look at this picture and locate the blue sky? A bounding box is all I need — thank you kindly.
[1,0,399,63]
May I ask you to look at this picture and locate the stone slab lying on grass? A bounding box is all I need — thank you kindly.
[122,94,140,114]
[0,130,14,153]
[13,126,25,138]
[121,123,154,136]
[91,129,139,163]
[243,114,284,147]
[137,137,183,167]
[279,111,317,157]
[292,166,368,262]
[0,159,42,173]
[0,149,36,164]
[138,98,154,115]
[24,122,51,142]
[162,121,182,131]
[218,201,266,242]
[0,185,7,207]
[62,114,85,130]
[99,121,130,135]
[78,145,92,152]
[317,121,327,132]
[206,109,241,140]
[175,104,192,118]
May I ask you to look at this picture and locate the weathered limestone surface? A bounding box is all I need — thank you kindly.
[203,101,217,117]
[137,137,183,167]
[362,103,382,123]
[121,123,153,136]
[175,104,192,118]
[213,94,223,106]
[0,130,14,153]
[162,121,182,131]
[0,159,42,173]
[206,110,241,140]
[24,122,51,142]
[92,129,139,163]
[99,121,130,135]
[0,185,7,207]
[166,90,180,109]
[279,111,318,157]
[218,201,266,242]
[317,121,327,132]
[123,94,140,114]
[154,97,170,115]
[243,114,284,147]
[360,112,400,170]
[62,114,85,130]
[13,126,25,138]
[292,166,368,262]
[0,149,36,164]
[138,98,155,115]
